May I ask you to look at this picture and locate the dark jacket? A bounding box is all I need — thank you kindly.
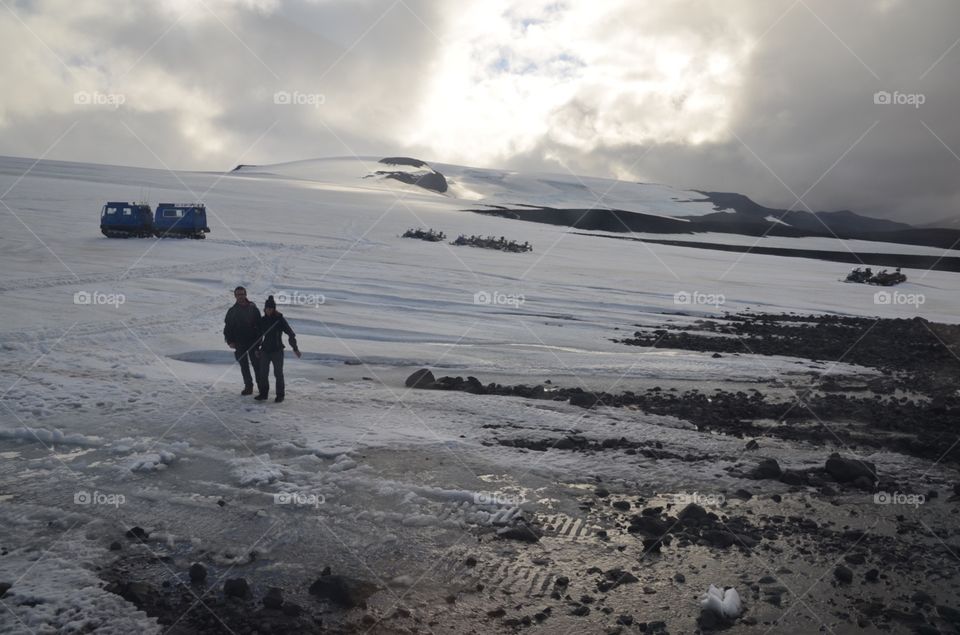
[224,301,261,344]
[258,312,299,353]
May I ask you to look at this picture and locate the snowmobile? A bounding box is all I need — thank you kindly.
[154,203,210,238]
[844,268,872,283]
[868,269,907,286]
[100,202,154,238]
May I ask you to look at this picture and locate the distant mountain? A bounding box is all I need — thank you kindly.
[923,215,960,229]
[689,192,913,234]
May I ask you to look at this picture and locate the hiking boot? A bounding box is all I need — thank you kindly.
[274,395,284,403]
[254,394,268,401]
[241,386,254,396]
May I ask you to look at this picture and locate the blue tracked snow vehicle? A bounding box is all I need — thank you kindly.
[100,202,154,238]
[154,203,210,239]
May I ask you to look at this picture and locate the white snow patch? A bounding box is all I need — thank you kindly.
[701,584,743,620]
[230,455,285,486]
[0,426,102,447]
[128,451,176,472]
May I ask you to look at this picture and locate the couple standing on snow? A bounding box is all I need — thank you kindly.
[224,286,301,402]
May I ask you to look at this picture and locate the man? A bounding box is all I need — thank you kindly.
[255,295,302,403]
[223,286,262,395]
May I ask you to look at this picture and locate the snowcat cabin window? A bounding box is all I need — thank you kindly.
[123,207,132,216]
[103,206,117,216]
[162,209,184,218]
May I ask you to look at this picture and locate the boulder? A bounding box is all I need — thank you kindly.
[263,586,284,609]
[677,503,710,525]
[405,368,435,389]
[308,573,379,608]
[833,566,853,584]
[188,563,207,584]
[750,458,782,480]
[224,578,250,599]
[825,454,877,484]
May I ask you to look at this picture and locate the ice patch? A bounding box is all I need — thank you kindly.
[128,451,176,473]
[230,455,284,486]
[328,454,358,472]
[0,426,102,447]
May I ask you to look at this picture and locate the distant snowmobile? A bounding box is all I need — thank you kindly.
[843,267,906,286]
[845,267,871,283]
[867,268,907,286]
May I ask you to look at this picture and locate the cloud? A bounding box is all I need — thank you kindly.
[0,0,445,167]
[489,0,960,223]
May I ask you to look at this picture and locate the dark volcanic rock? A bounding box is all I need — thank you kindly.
[308,573,379,608]
[599,568,638,591]
[125,526,148,541]
[751,458,782,480]
[263,587,284,610]
[629,514,670,535]
[373,158,448,193]
[224,578,250,599]
[834,565,854,584]
[825,454,877,484]
[189,563,207,584]
[109,580,158,606]
[677,503,710,525]
[496,521,543,543]
[570,392,602,408]
[701,529,736,548]
[405,368,436,389]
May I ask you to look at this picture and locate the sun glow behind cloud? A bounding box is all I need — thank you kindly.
[404,0,752,166]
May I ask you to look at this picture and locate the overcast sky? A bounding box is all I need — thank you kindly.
[1,0,958,222]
